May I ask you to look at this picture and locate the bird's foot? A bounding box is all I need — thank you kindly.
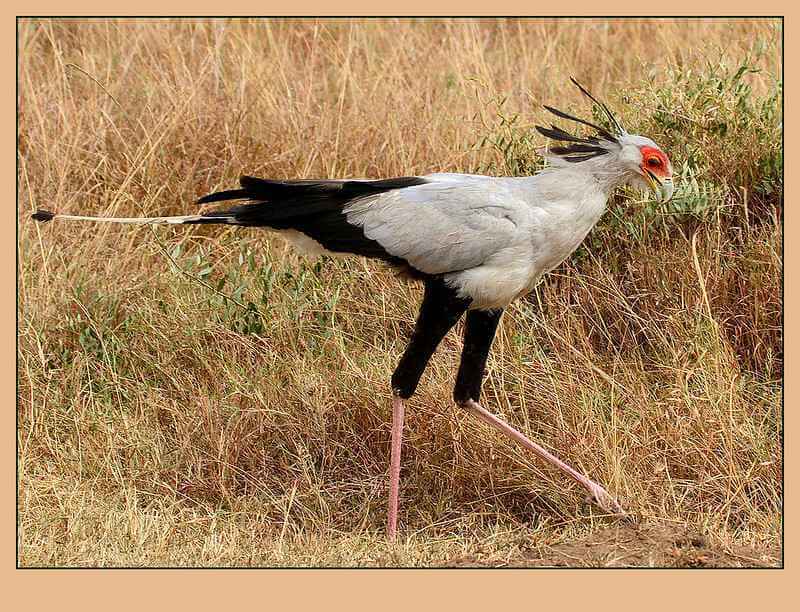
[583,481,626,517]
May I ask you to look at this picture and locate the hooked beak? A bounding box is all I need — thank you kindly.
[643,169,674,203]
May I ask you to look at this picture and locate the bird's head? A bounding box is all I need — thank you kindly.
[615,134,674,203]
[536,78,674,203]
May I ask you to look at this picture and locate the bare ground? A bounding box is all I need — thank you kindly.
[451,521,781,568]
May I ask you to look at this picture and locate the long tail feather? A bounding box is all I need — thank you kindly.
[31,174,426,266]
[30,209,232,225]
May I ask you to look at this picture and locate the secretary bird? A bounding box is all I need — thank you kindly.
[32,79,673,539]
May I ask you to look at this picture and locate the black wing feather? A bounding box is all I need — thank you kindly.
[197,175,429,264]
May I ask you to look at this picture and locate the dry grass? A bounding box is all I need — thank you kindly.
[17,18,782,567]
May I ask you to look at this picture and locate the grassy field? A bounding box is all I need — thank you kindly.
[17,18,782,567]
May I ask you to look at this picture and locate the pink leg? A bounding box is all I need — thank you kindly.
[462,400,625,516]
[387,396,405,540]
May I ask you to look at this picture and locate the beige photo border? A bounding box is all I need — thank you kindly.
[4,3,792,610]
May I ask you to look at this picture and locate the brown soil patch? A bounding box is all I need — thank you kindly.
[453,521,781,568]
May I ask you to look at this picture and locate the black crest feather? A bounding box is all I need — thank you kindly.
[570,77,626,136]
[542,105,617,143]
[535,78,626,163]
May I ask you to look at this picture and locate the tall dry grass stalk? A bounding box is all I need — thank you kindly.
[18,18,781,567]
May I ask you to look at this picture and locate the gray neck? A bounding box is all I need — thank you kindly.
[573,153,634,196]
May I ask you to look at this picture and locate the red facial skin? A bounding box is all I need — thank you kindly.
[639,145,672,178]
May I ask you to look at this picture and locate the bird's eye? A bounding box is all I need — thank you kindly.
[647,157,662,168]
